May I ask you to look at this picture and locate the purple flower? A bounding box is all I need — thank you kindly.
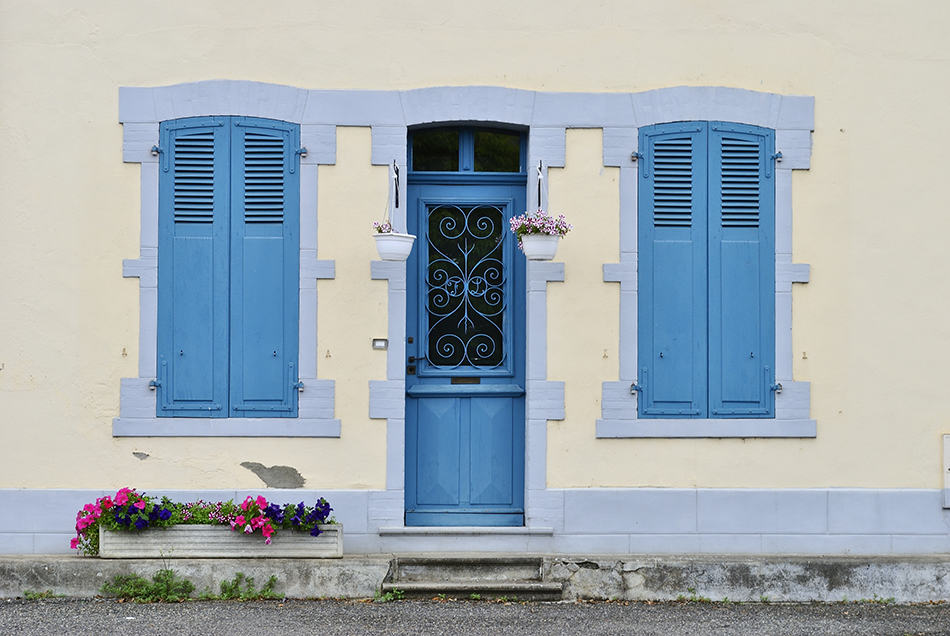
[263,503,284,524]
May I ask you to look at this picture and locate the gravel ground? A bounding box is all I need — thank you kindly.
[1,598,948,635]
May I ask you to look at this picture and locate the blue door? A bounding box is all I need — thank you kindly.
[406,183,526,526]
[404,126,527,526]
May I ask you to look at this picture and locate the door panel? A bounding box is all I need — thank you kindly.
[469,396,516,506]
[406,182,525,527]
[414,398,461,506]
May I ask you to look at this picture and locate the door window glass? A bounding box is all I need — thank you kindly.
[412,129,459,171]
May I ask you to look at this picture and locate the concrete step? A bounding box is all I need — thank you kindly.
[380,581,564,601]
[393,555,543,583]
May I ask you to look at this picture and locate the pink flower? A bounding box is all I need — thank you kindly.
[261,524,274,538]
[256,496,267,509]
[264,537,271,545]
[133,500,146,510]
[240,496,252,512]
[235,515,245,526]
[244,525,253,534]
[100,497,113,510]
[70,538,79,549]
[115,490,129,506]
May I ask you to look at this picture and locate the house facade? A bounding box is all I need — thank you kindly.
[2,1,949,555]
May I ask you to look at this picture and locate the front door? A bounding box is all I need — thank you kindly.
[404,126,527,526]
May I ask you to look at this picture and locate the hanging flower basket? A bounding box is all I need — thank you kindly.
[371,163,415,261]
[373,230,416,261]
[509,210,572,261]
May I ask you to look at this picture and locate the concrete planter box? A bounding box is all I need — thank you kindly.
[99,524,342,558]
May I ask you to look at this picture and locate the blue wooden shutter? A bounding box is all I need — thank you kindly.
[156,117,230,417]
[637,123,708,417]
[707,122,775,417]
[228,117,300,417]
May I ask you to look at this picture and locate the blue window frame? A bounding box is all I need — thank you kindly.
[637,121,776,419]
[410,126,526,176]
[156,116,300,418]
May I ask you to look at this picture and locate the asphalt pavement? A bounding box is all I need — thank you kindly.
[2,597,948,635]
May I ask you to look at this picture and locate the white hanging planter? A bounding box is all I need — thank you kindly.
[374,232,416,261]
[519,234,561,261]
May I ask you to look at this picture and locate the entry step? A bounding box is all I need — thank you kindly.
[394,555,543,583]
[380,581,564,601]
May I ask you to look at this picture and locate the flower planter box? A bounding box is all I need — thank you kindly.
[99,524,342,559]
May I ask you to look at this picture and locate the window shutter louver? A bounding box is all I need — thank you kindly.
[157,117,230,416]
[637,123,708,417]
[707,122,775,417]
[228,117,300,417]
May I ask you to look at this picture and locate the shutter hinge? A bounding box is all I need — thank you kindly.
[148,379,161,390]
[630,381,642,394]
[770,151,783,162]
[293,380,305,393]
[296,147,308,157]
[151,145,169,172]
[770,382,783,393]
[630,151,643,163]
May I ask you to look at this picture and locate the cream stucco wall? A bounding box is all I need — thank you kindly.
[1,1,949,490]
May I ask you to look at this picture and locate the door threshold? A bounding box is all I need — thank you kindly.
[378,526,554,536]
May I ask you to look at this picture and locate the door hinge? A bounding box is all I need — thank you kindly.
[148,379,161,390]
[770,382,783,393]
[630,381,642,394]
[293,380,305,393]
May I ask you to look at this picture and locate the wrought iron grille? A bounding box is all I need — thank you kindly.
[425,203,507,369]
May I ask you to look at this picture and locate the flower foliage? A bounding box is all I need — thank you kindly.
[373,220,393,234]
[70,488,335,556]
[509,209,572,250]
[71,487,176,556]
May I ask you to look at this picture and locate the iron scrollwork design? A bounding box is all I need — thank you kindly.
[426,204,507,369]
